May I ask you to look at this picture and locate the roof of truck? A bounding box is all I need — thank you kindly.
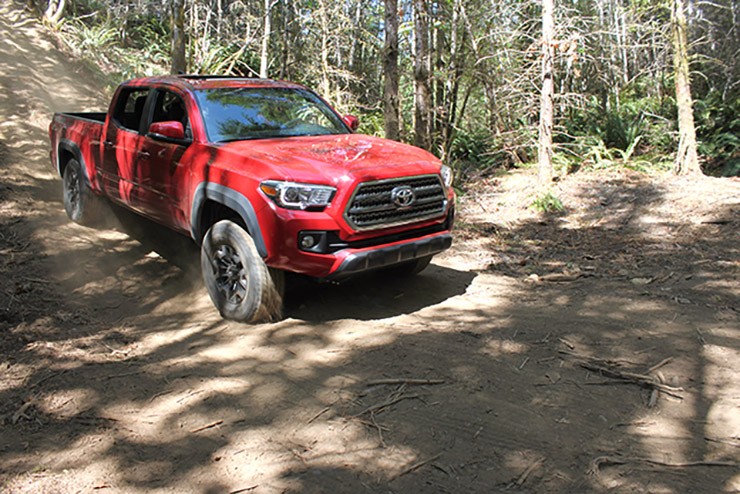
[123,75,306,92]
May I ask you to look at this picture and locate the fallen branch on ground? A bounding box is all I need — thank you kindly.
[190,420,223,433]
[579,361,684,399]
[307,406,331,424]
[12,397,37,424]
[511,458,545,488]
[391,453,442,480]
[589,455,739,475]
[366,378,445,386]
[561,351,684,401]
[540,272,583,282]
[228,486,258,494]
[353,393,420,417]
[103,370,144,380]
[647,357,673,373]
[31,370,67,389]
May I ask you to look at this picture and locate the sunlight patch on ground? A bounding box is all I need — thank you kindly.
[632,406,694,464]
[136,324,205,355]
[37,388,97,419]
[701,341,740,462]
[481,339,528,357]
[579,297,666,322]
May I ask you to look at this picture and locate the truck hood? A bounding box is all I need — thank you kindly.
[216,134,443,185]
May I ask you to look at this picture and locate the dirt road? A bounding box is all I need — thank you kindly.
[1,2,738,492]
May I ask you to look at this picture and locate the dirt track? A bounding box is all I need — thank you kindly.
[1,2,739,493]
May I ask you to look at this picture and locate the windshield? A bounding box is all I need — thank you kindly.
[194,87,349,143]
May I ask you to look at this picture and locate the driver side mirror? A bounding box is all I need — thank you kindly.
[148,121,186,141]
[343,115,360,132]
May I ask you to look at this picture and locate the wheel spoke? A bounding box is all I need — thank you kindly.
[211,244,247,304]
[65,168,80,207]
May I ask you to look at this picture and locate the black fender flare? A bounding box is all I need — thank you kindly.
[190,182,268,258]
[57,138,91,186]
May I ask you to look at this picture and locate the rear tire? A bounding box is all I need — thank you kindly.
[201,220,283,323]
[62,158,100,225]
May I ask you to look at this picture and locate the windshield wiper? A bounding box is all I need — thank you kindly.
[216,136,264,143]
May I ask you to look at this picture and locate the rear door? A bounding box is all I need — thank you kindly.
[100,86,151,209]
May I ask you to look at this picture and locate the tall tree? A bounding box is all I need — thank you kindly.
[317,0,331,99]
[671,0,701,175]
[171,0,186,74]
[383,0,400,141]
[260,0,276,78]
[538,0,555,184]
[413,0,432,150]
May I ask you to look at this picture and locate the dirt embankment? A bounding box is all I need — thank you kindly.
[1,2,738,493]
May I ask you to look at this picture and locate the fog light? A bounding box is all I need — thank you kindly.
[301,235,316,249]
[299,231,329,253]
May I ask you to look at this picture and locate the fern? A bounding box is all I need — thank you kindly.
[531,191,565,214]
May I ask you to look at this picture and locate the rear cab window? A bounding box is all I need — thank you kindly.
[112,87,150,133]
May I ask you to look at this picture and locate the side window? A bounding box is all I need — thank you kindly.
[112,88,149,132]
[152,90,191,140]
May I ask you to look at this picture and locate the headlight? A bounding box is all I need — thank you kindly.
[260,180,336,210]
[440,164,453,188]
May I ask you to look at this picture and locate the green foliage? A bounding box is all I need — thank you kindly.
[695,89,740,177]
[531,191,564,214]
[61,17,120,53]
[191,42,234,74]
[556,134,668,174]
[602,108,645,152]
[354,110,385,138]
[449,129,497,167]
[60,13,169,80]
[569,90,675,156]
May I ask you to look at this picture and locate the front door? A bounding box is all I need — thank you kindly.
[134,89,193,227]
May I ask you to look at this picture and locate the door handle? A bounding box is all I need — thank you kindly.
[137,150,151,159]
[103,140,114,148]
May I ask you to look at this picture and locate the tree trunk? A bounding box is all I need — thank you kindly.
[672,0,701,175]
[318,0,331,99]
[434,19,445,152]
[441,0,464,163]
[171,0,187,74]
[349,0,362,71]
[383,0,400,141]
[260,0,274,78]
[279,0,295,79]
[44,0,65,25]
[538,0,555,185]
[413,0,432,151]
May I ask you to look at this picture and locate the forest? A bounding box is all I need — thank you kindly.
[35,0,740,181]
[33,0,740,180]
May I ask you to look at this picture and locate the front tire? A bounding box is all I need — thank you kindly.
[62,158,100,225]
[201,220,283,323]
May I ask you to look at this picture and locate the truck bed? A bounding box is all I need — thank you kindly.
[55,112,107,123]
[49,112,107,191]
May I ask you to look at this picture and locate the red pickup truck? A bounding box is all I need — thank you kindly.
[49,75,454,322]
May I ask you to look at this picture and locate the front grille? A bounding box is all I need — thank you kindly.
[344,174,447,230]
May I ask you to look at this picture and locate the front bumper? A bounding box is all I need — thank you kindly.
[327,232,452,281]
[261,190,455,279]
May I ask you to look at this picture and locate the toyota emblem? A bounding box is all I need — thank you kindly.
[391,185,416,208]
